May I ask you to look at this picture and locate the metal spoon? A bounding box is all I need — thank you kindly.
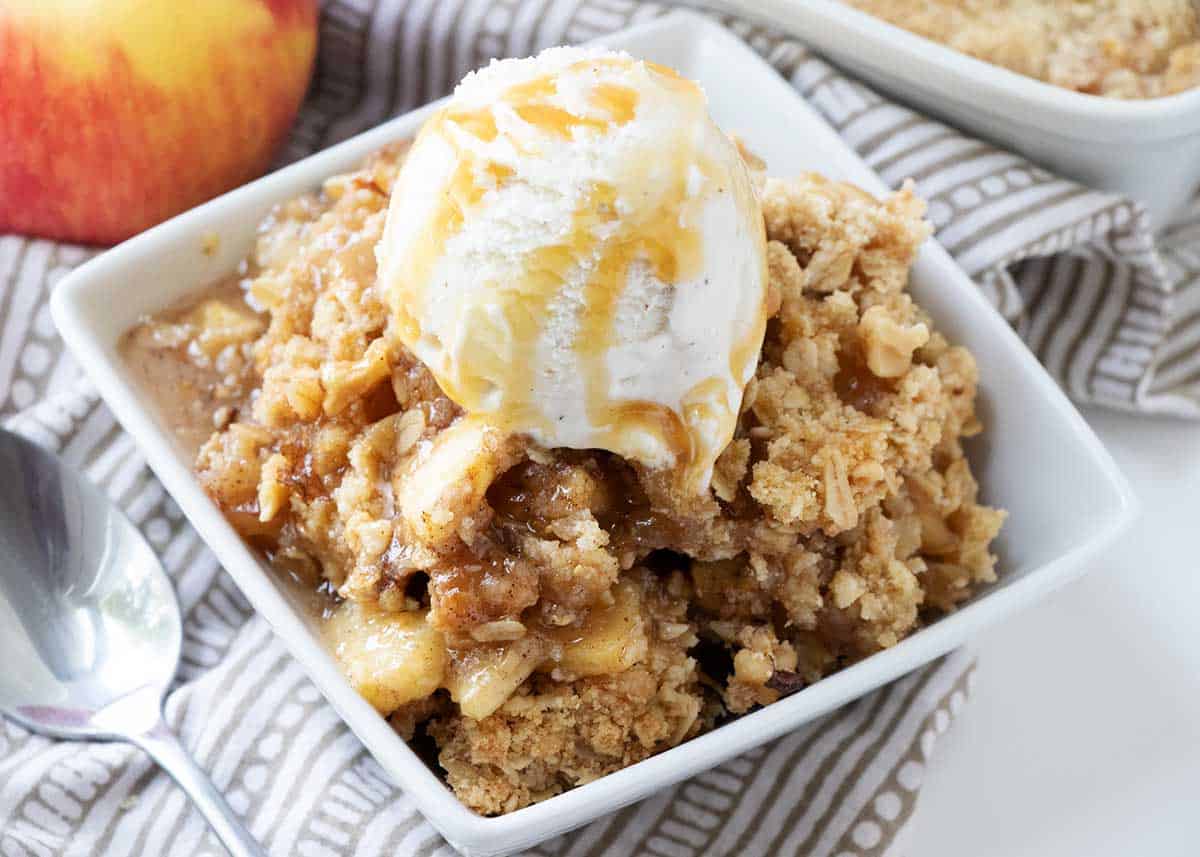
[0,428,265,857]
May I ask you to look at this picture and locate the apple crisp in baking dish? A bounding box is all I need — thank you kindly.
[122,141,1003,814]
[843,0,1200,98]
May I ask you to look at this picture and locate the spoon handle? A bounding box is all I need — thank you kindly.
[132,717,268,857]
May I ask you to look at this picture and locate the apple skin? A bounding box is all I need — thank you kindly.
[0,0,318,245]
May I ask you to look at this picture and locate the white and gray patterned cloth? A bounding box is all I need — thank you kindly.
[2,2,1198,856]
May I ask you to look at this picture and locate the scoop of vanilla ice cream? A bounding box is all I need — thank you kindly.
[376,46,768,490]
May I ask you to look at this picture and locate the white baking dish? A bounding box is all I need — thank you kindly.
[698,0,1200,229]
[51,11,1137,857]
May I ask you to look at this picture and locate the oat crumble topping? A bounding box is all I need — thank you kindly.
[122,143,1004,815]
[844,0,1200,98]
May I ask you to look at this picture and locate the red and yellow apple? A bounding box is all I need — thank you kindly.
[0,0,318,245]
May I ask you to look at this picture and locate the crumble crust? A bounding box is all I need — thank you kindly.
[844,0,1200,98]
[123,144,1004,814]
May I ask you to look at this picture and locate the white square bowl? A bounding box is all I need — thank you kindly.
[51,11,1137,857]
[693,0,1200,228]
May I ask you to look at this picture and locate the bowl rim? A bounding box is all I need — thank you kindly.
[50,10,1139,856]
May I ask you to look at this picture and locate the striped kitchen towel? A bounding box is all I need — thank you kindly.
[1,2,1197,857]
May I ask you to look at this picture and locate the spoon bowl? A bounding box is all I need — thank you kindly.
[0,427,264,857]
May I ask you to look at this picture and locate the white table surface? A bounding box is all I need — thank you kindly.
[909,407,1200,857]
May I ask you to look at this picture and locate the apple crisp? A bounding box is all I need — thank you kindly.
[123,143,1003,815]
[843,0,1200,98]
